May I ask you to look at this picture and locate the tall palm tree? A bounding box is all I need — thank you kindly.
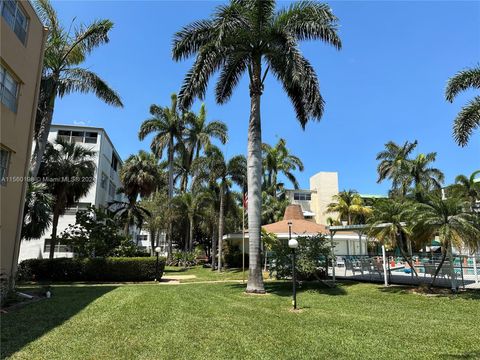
[174,189,213,251]
[31,0,123,176]
[138,94,185,258]
[367,198,418,277]
[262,138,304,197]
[193,146,246,271]
[412,195,480,290]
[185,104,228,163]
[39,139,96,259]
[376,140,417,197]
[326,190,371,225]
[445,65,480,146]
[408,153,444,201]
[450,170,480,211]
[113,150,160,235]
[173,0,341,293]
[21,181,53,240]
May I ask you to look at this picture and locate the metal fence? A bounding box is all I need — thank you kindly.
[330,253,479,288]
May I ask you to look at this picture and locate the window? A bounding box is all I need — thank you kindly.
[1,0,28,44]
[111,153,119,172]
[84,132,98,144]
[56,130,98,144]
[108,181,116,199]
[64,202,91,215]
[100,172,108,189]
[44,239,73,253]
[294,192,311,201]
[71,131,84,143]
[0,65,19,112]
[0,148,11,185]
[137,234,148,243]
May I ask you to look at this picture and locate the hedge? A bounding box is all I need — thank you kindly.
[17,257,166,282]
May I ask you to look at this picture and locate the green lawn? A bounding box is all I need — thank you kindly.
[1,282,479,359]
[163,265,251,282]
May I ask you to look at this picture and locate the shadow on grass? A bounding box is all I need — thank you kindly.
[226,280,358,296]
[0,285,116,359]
[378,286,480,300]
[439,352,480,359]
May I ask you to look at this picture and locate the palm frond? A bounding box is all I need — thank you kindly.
[57,68,123,107]
[445,65,480,102]
[453,96,480,147]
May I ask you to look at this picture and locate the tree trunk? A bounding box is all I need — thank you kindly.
[124,209,131,237]
[189,214,194,252]
[398,232,418,278]
[49,209,60,260]
[430,248,447,288]
[167,141,174,260]
[218,182,225,273]
[448,242,457,292]
[211,225,217,271]
[31,80,57,177]
[150,228,156,256]
[246,58,265,293]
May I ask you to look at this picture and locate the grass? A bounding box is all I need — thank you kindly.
[163,265,250,282]
[1,281,479,359]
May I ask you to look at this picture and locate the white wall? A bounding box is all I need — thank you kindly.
[18,126,125,261]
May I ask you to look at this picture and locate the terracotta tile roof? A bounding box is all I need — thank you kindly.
[283,204,304,220]
[262,220,327,235]
[261,204,327,235]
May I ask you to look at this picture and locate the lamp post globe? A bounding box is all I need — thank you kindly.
[288,239,298,249]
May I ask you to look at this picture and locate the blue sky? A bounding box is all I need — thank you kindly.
[51,0,480,194]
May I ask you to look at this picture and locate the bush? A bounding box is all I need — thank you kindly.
[17,257,166,282]
[224,244,248,268]
[269,234,331,280]
[166,251,197,267]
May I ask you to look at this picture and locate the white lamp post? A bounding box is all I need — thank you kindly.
[155,246,161,282]
[288,221,298,309]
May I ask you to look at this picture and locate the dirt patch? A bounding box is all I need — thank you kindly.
[289,308,305,313]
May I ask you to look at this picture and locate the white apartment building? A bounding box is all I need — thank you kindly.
[19,124,130,260]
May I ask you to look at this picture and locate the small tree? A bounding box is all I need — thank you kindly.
[269,234,331,280]
[60,206,127,258]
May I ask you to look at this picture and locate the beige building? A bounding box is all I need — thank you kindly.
[1,0,47,293]
[285,171,339,225]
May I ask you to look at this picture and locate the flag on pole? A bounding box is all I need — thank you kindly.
[243,191,248,209]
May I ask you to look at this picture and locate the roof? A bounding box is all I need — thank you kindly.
[262,220,327,235]
[262,204,327,235]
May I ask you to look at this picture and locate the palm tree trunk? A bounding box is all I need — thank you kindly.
[398,232,418,278]
[218,182,225,273]
[49,209,60,260]
[32,90,57,177]
[448,242,457,292]
[124,209,131,236]
[246,59,265,293]
[189,214,194,252]
[211,225,217,271]
[167,141,174,260]
[150,228,156,256]
[430,249,447,288]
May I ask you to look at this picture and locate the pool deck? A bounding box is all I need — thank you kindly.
[329,266,480,289]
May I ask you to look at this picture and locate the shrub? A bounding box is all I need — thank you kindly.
[166,251,197,267]
[269,234,331,280]
[17,257,165,282]
[224,244,248,268]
